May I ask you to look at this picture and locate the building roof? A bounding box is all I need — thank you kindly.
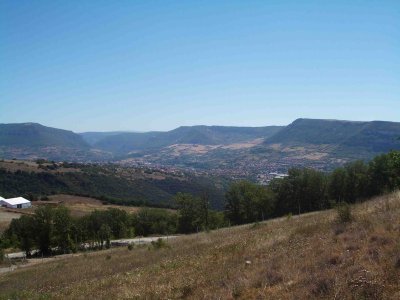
[1,197,31,205]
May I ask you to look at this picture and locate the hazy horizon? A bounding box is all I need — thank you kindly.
[1,1,399,132]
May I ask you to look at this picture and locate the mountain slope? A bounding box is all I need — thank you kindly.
[265,118,400,155]
[79,131,133,146]
[0,159,228,209]
[0,123,89,149]
[89,125,283,155]
[0,123,100,161]
[90,132,163,154]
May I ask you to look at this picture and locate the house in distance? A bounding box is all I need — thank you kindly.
[0,196,32,209]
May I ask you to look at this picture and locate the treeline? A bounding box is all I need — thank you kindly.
[1,151,399,256]
[225,151,400,225]
[2,206,132,256]
[1,193,226,256]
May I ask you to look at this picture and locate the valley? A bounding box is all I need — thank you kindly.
[2,118,399,185]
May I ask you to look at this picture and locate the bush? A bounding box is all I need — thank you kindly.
[0,249,5,263]
[336,202,353,223]
[127,244,134,251]
[150,238,169,250]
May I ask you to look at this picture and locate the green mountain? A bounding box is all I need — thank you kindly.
[264,118,400,158]
[265,118,367,145]
[0,123,101,161]
[79,131,133,145]
[0,123,89,148]
[88,131,163,154]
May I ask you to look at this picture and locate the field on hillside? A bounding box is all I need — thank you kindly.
[1,192,399,299]
[0,210,22,232]
[44,194,144,217]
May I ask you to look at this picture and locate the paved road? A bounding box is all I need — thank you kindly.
[111,235,177,246]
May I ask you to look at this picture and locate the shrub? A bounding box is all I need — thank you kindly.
[127,244,134,251]
[310,276,334,297]
[0,249,5,263]
[150,238,169,250]
[336,202,353,223]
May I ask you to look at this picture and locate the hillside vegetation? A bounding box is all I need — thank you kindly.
[0,123,89,149]
[1,192,399,299]
[264,118,400,157]
[0,123,106,161]
[0,160,228,209]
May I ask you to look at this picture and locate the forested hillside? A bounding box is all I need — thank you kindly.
[264,118,400,156]
[0,160,228,209]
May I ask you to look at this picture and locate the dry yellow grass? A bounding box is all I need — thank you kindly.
[1,192,400,299]
[0,209,22,232]
[0,160,81,174]
[45,194,143,217]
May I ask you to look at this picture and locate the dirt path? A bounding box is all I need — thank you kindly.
[1,235,178,275]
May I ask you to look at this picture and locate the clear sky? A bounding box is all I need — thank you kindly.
[1,1,399,132]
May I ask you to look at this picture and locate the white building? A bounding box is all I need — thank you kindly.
[0,196,32,209]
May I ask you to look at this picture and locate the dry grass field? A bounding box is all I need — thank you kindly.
[44,194,144,217]
[1,192,400,299]
[0,210,22,232]
[0,160,81,174]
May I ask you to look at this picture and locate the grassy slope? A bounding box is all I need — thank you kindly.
[1,192,400,299]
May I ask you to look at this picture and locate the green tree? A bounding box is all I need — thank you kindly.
[34,205,54,255]
[225,181,275,225]
[175,193,211,233]
[271,168,327,216]
[5,215,36,256]
[369,151,400,195]
[53,206,74,253]
[98,224,112,249]
[328,167,347,203]
[132,208,177,236]
[343,161,369,203]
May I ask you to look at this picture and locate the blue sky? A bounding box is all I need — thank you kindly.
[1,1,399,132]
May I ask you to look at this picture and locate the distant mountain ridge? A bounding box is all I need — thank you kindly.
[85,125,283,154]
[0,123,89,149]
[1,119,400,171]
[264,118,400,154]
